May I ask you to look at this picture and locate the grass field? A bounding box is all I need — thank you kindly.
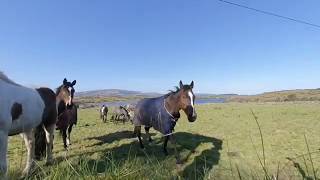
[7,102,320,179]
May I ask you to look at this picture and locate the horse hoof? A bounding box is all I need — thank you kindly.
[45,160,54,166]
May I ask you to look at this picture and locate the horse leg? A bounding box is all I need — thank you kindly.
[115,115,119,124]
[0,130,8,178]
[144,127,152,142]
[170,135,182,164]
[163,135,169,156]
[43,124,55,165]
[67,124,73,146]
[21,129,35,177]
[61,129,67,150]
[134,126,144,149]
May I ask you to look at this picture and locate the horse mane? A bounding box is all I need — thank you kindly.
[120,106,129,115]
[0,71,21,86]
[164,85,192,98]
[56,85,64,95]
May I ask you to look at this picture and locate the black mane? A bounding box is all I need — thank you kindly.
[164,85,193,98]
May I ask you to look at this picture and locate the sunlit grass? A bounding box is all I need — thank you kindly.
[7,102,320,179]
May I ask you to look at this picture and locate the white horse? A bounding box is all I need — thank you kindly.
[0,72,74,178]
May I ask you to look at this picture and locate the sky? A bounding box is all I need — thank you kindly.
[1,0,319,95]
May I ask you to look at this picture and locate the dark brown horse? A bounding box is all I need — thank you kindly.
[133,81,197,163]
[56,104,77,149]
[56,79,77,150]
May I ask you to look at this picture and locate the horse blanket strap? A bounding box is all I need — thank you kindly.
[133,96,180,135]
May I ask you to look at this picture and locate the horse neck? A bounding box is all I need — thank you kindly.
[55,94,65,112]
[164,93,181,115]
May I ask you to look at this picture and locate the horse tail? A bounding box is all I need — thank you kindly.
[34,125,47,160]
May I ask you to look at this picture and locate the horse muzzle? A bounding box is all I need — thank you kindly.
[186,106,197,122]
[188,113,197,122]
[66,101,73,109]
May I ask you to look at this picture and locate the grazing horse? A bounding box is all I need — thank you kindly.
[133,81,197,163]
[56,79,77,150]
[111,106,130,124]
[100,105,108,123]
[0,72,72,178]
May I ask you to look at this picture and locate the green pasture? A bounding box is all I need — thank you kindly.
[7,102,320,179]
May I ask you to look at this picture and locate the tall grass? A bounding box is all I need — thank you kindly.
[226,109,320,180]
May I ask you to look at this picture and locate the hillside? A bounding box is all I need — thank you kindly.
[76,89,161,97]
[228,89,320,102]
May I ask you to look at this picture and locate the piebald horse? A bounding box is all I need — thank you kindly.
[100,105,108,123]
[0,73,73,178]
[133,81,197,163]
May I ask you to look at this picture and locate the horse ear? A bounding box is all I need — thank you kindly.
[190,81,194,89]
[63,78,67,85]
[179,80,183,89]
[71,80,76,86]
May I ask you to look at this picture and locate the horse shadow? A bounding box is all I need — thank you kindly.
[75,130,222,179]
[85,130,136,146]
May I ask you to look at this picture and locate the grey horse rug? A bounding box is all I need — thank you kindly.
[133,96,180,135]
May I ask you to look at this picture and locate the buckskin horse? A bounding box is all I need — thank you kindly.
[0,73,73,178]
[133,81,197,163]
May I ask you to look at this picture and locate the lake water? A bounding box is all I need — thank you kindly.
[99,98,225,107]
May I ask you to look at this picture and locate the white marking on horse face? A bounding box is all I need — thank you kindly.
[66,95,72,106]
[188,91,194,107]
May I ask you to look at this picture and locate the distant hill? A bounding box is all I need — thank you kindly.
[76,89,162,97]
[76,89,236,98]
[197,93,238,98]
[228,89,320,102]
[76,88,320,104]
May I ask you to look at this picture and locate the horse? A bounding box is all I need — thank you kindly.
[0,73,73,178]
[56,104,77,150]
[133,81,197,163]
[55,79,77,150]
[110,106,130,124]
[100,105,108,123]
[35,79,77,156]
[125,104,135,123]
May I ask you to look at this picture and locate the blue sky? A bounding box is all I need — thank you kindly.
[1,0,319,94]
